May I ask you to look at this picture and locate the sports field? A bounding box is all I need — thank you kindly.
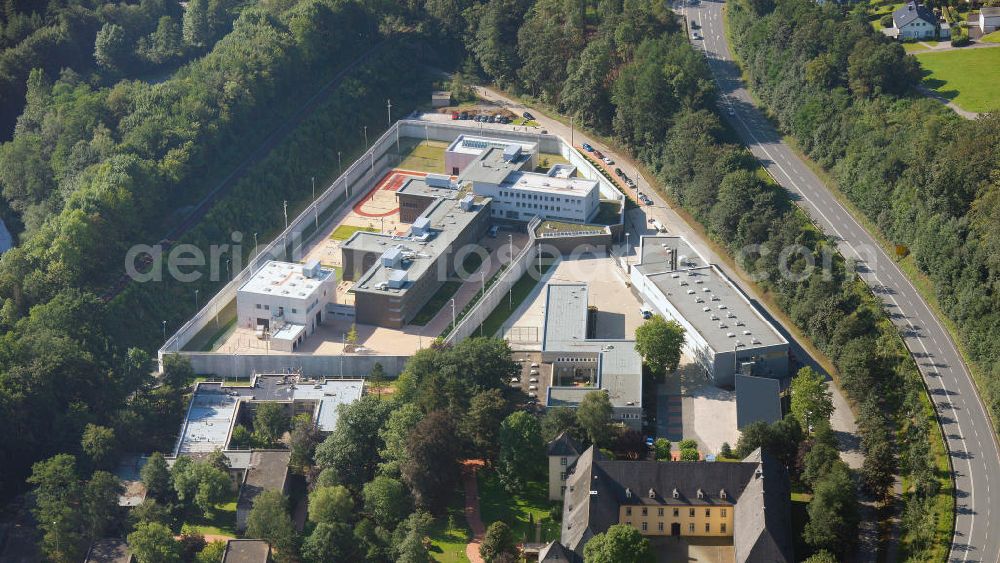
[916,47,1000,113]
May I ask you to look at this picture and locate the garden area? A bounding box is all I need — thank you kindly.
[477,473,561,544]
[397,139,448,173]
[916,47,1000,112]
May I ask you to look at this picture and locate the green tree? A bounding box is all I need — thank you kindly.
[790,367,834,432]
[654,438,672,461]
[182,0,211,47]
[246,491,297,559]
[253,402,290,446]
[81,424,116,468]
[582,523,654,563]
[195,541,227,563]
[289,414,319,474]
[804,549,839,563]
[161,354,194,389]
[720,442,733,458]
[479,521,516,562]
[94,23,128,71]
[634,315,685,376]
[28,454,85,562]
[315,395,394,486]
[497,411,545,492]
[803,423,840,488]
[171,455,230,516]
[128,521,182,563]
[541,407,585,444]
[230,425,252,450]
[140,452,172,500]
[576,391,614,447]
[308,485,354,524]
[462,388,509,461]
[369,362,386,397]
[402,411,461,514]
[82,471,123,539]
[378,402,423,477]
[302,522,355,562]
[363,476,409,529]
[803,462,860,557]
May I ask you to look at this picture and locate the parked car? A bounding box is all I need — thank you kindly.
[593,150,604,159]
[488,225,500,238]
[603,156,614,165]
[523,111,534,120]
[459,111,469,119]
[625,178,636,188]
[614,167,624,177]
[692,31,701,40]
[451,112,458,120]
[489,115,497,123]
[582,143,594,152]
[691,20,700,28]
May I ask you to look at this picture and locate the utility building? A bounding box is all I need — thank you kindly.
[236,260,337,352]
[630,236,788,387]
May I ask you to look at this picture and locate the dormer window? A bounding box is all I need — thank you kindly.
[720,489,728,499]
[672,488,679,499]
[697,489,705,499]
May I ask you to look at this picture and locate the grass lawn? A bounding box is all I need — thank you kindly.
[903,43,929,53]
[331,224,377,241]
[397,139,449,173]
[916,47,1000,112]
[982,30,1000,43]
[477,472,561,544]
[513,118,540,127]
[193,376,253,387]
[182,497,237,537]
[476,262,554,337]
[428,489,472,563]
[410,281,462,326]
[536,220,606,236]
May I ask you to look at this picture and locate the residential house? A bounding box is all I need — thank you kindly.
[893,1,938,39]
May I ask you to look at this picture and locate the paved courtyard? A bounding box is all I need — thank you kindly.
[657,354,739,456]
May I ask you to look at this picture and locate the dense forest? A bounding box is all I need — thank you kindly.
[0,0,427,502]
[727,0,1000,427]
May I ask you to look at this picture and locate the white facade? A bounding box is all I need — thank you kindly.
[236,260,336,350]
[477,172,600,223]
[896,18,935,39]
[980,8,1000,33]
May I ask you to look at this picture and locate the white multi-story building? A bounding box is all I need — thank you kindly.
[236,260,336,352]
[460,146,600,223]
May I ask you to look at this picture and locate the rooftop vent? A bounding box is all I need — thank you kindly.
[703,307,712,312]
[381,247,403,269]
[727,332,736,338]
[425,173,452,188]
[743,330,751,335]
[459,195,475,212]
[686,289,695,295]
[387,269,407,289]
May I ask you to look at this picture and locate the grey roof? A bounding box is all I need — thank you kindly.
[547,431,582,457]
[222,539,271,563]
[542,284,589,349]
[538,540,579,562]
[561,446,792,562]
[84,539,132,563]
[459,146,532,185]
[396,176,458,199]
[982,6,1000,16]
[236,451,291,515]
[736,374,783,429]
[634,235,706,274]
[345,187,490,296]
[893,1,935,27]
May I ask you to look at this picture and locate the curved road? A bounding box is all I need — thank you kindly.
[683,1,1000,560]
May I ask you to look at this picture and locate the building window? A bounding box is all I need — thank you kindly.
[641,508,647,517]
[559,472,566,481]
[705,523,711,533]
[705,509,711,517]
[689,508,695,517]
[688,523,695,533]
[673,508,679,517]
[641,522,647,532]
[721,523,727,533]
[264,305,270,311]
[255,304,261,309]
[291,308,297,314]
[561,486,566,495]
[658,522,664,532]
[561,457,567,465]
[658,508,664,517]
[721,508,727,517]
[626,507,632,516]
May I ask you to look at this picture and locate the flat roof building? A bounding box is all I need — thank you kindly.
[630,236,789,387]
[222,539,272,563]
[445,134,538,175]
[236,450,291,531]
[461,147,600,224]
[173,375,364,456]
[540,283,643,429]
[342,177,492,328]
[236,260,337,352]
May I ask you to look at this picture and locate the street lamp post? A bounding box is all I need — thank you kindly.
[450,298,456,332]
[194,289,200,311]
[570,116,574,147]
[253,232,258,259]
[312,176,315,201]
[364,125,369,148]
[387,99,392,126]
[625,232,630,267]
[508,234,514,309]
[162,320,166,340]
[283,200,288,230]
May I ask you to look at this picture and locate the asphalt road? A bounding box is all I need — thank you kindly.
[683,1,1000,560]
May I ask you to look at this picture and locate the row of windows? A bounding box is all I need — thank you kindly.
[625,507,728,518]
[619,413,640,420]
[499,190,581,204]
[626,521,727,534]
[512,201,569,213]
